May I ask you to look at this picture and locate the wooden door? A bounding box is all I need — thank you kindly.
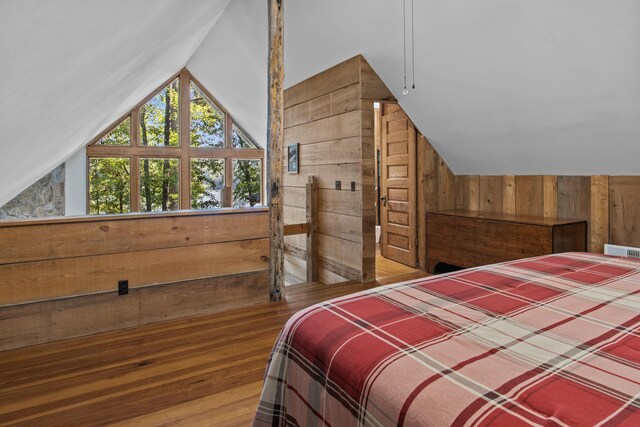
[380,104,417,267]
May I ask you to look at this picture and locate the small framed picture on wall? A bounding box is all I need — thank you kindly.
[287,143,299,174]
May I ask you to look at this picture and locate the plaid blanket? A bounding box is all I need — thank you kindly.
[254,253,640,426]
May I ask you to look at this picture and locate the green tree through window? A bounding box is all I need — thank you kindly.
[233,160,262,207]
[89,158,130,214]
[191,159,224,209]
[87,70,263,214]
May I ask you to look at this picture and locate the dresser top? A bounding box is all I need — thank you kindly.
[428,210,587,227]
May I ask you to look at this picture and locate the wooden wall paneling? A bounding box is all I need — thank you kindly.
[284,206,306,224]
[609,176,640,247]
[455,176,480,211]
[557,176,591,244]
[515,176,544,216]
[284,110,362,146]
[282,55,366,285]
[284,83,360,128]
[590,175,610,253]
[543,176,558,218]
[503,175,516,215]
[0,271,269,351]
[479,176,503,213]
[416,134,427,270]
[437,157,457,210]
[283,186,305,208]
[422,136,439,212]
[294,137,361,165]
[317,234,362,279]
[0,238,270,307]
[317,189,361,216]
[284,56,361,109]
[284,255,307,285]
[557,176,591,220]
[0,210,269,265]
[360,57,395,101]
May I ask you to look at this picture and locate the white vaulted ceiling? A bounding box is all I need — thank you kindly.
[2,0,640,206]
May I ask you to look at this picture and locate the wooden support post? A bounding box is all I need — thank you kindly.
[306,176,318,282]
[267,0,285,302]
[179,69,191,210]
[590,175,609,253]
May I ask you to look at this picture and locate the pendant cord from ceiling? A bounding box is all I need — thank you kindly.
[403,0,407,95]
[402,0,415,95]
[411,0,415,89]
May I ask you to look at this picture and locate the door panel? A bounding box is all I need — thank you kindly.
[380,104,417,267]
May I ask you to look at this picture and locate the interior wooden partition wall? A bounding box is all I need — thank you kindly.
[0,208,269,350]
[282,55,394,284]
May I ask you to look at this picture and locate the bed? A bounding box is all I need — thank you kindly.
[254,253,640,426]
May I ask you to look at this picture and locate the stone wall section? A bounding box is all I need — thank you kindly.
[0,164,65,219]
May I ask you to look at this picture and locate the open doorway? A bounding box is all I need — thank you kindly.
[373,102,420,280]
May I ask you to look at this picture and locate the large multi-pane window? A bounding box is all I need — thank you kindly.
[87,69,263,215]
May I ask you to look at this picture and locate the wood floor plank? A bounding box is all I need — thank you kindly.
[0,255,428,426]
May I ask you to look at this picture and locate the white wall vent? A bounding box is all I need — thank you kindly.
[604,244,640,259]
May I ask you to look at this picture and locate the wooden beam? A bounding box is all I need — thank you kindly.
[87,146,263,159]
[283,223,309,236]
[306,176,318,282]
[179,69,191,210]
[268,0,285,302]
[130,109,141,212]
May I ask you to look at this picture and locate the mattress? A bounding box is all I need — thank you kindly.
[254,253,640,426]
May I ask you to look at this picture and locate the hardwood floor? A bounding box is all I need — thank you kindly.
[375,248,420,279]
[0,271,428,426]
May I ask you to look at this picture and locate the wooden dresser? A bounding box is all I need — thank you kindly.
[426,210,587,273]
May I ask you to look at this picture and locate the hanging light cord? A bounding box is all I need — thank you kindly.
[411,0,415,89]
[403,0,407,94]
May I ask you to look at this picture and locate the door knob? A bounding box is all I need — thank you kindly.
[380,195,387,207]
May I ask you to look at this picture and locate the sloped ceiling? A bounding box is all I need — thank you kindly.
[0,0,230,207]
[192,0,640,176]
[2,0,640,206]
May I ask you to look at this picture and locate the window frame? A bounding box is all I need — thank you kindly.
[86,69,264,214]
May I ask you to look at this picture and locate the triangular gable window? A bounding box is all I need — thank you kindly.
[139,79,180,147]
[96,117,130,145]
[232,124,258,149]
[190,82,224,148]
[86,69,263,214]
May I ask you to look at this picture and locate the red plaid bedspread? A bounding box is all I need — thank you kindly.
[254,253,640,426]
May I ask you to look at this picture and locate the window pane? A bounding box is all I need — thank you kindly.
[232,125,258,149]
[191,158,224,209]
[89,158,130,214]
[139,158,180,212]
[190,82,224,148]
[97,117,130,145]
[233,160,262,207]
[139,79,179,147]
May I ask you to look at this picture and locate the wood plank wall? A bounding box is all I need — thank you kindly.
[417,131,640,266]
[0,209,269,350]
[282,55,393,284]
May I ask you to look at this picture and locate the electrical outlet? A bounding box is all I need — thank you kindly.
[118,280,129,296]
[335,180,341,190]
